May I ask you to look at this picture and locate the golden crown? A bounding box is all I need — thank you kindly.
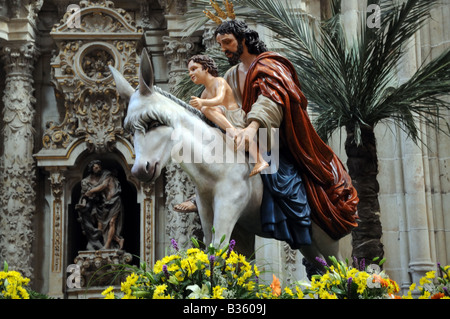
[203,0,236,25]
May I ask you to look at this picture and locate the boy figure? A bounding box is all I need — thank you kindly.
[187,54,268,177]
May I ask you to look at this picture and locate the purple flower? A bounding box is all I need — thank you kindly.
[315,256,328,267]
[228,239,236,253]
[347,277,353,298]
[171,238,179,251]
[359,258,365,271]
[162,264,170,279]
[209,255,215,284]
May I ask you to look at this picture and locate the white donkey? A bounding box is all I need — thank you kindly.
[109,51,341,270]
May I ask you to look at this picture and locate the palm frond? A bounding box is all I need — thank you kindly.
[377,48,450,142]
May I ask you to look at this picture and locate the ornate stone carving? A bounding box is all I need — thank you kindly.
[42,0,142,153]
[163,37,195,90]
[73,250,132,287]
[283,243,297,284]
[158,0,187,15]
[164,164,203,249]
[0,43,39,278]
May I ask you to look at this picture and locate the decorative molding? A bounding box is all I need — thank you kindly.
[142,183,154,266]
[283,243,297,284]
[49,171,65,272]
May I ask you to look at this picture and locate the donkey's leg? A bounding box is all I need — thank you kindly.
[196,195,214,246]
[211,190,247,247]
[310,222,342,263]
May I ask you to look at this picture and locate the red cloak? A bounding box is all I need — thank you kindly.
[242,51,359,240]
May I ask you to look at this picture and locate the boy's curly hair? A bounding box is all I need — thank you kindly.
[188,54,219,77]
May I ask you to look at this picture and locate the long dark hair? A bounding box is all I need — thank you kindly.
[214,19,268,55]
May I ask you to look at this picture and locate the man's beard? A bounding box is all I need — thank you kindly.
[226,42,244,66]
[93,170,102,177]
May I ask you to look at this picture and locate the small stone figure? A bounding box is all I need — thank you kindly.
[76,160,124,250]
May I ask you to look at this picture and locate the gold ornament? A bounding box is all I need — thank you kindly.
[203,0,236,25]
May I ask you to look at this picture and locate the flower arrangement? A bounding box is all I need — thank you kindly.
[103,236,256,299]
[102,235,304,300]
[102,236,450,300]
[403,263,450,299]
[298,256,400,299]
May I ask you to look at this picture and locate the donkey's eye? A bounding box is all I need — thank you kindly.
[147,121,163,131]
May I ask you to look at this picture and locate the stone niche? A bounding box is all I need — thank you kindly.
[33,0,155,298]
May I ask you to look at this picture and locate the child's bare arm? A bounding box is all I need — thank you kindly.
[190,79,227,108]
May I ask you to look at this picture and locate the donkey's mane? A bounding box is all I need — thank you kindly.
[153,86,214,126]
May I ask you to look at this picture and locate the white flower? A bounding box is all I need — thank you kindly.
[186,284,210,299]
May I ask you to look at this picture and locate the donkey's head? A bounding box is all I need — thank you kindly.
[109,50,175,183]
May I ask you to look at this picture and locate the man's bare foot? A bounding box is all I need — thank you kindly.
[249,161,269,177]
[117,237,124,250]
[173,196,198,213]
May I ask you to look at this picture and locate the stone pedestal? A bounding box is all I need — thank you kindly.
[67,249,132,299]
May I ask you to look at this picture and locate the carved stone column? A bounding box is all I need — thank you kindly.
[0,43,39,278]
[163,36,195,91]
[160,2,203,248]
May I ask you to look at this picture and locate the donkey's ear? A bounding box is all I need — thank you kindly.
[139,49,154,96]
[109,65,134,101]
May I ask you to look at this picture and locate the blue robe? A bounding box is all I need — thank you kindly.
[260,150,312,249]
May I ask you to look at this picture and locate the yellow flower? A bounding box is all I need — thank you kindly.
[102,286,115,299]
[121,272,140,297]
[212,286,226,299]
[319,290,338,299]
[419,271,435,286]
[419,290,431,299]
[426,271,436,279]
[253,265,260,277]
[284,287,294,296]
[153,284,172,299]
[0,270,31,299]
[353,272,370,294]
[295,286,304,299]
[153,255,181,273]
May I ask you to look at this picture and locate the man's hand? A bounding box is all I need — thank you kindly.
[190,96,202,109]
[234,121,260,152]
